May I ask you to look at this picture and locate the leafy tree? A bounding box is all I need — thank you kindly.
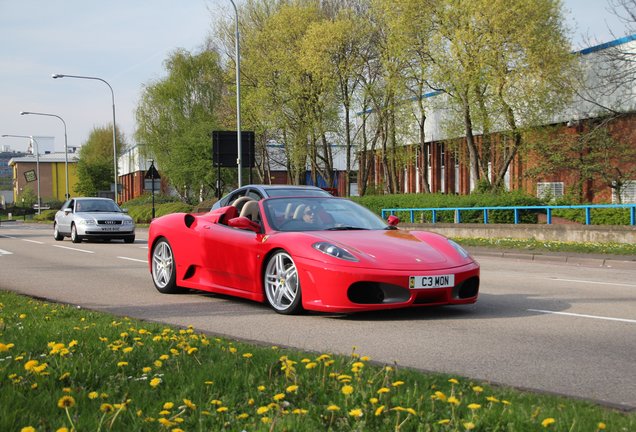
[135,49,226,203]
[74,125,126,197]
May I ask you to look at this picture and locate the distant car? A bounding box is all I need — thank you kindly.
[53,197,135,243]
[211,184,332,211]
[148,195,479,314]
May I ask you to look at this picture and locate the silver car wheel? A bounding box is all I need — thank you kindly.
[53,223,64,241]
[71,224,81,243]
[264,251,302,314]
[152,239,177,293]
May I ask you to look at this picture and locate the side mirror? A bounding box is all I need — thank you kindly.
[64,208,72,215]
[387,215,400,227]
[121,208,129,213]
[228,216,261,233]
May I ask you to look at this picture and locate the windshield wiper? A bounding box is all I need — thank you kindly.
[384,225,398,230]
[326,226,368,231]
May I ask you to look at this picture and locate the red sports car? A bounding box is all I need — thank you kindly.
[148,195,480,314]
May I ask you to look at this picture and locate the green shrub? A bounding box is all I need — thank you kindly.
[552,207,633,225]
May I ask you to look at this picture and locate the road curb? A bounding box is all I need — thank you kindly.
[468,248,635,268]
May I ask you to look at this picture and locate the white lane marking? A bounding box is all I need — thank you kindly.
[22,239,44,244]
[118,256,147,263]
[0,248,13,255]
[528,309,636,324]
[547,278,636,288]
[52,245,94,254]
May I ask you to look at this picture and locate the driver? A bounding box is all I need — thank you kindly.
[302,205,317,224]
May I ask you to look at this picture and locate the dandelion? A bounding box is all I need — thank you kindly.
[486,396,500,403]
[327,405,340,412]
[0,342,15,352]
[597,422,606,430]
[187,347,198,355]
[237,413,249,420]
[392,380,405,387]
[56,428,69,432]
[377,387,390,394]
[117,361,128,367]
[472,386,484,393]
[286,384,298,393]
[183,399,197,410]
[149,377,162,388]
[242,353,253,359]
[19,313,27,319]
[375,405,385,416]
[369,397,379,404]
[59,372,70,381]
[20,427,35,432]
[463,422,475,430]
[158,418,175,427]
[541,418,556,427]
[210,400,222,406]
[24,360,39,371]
[88,392,99,400]
[261,417,271,424]
[438,419,451,425]
[159,354,169,361]
[257,385,266,392]
[341,385,354,396]
[448,378,459,384]
[142,367,152,374]
[306,362,318,369]
[447,396,460,406]
[273,393,285,401]
[164,402,174,410]
[434,391,447,401]
[349,408,363,418]
[468,403,481,410]
[57,396,75,409]
[257,406,269,415]
[123,347,133,353]
[217,407,228,413]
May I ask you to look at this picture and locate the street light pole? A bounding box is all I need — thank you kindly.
[228,0,242,187]
[52,73,119,203]
[20,111,69,199]
[2,134,41,214]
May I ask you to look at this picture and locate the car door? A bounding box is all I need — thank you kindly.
[57,199,75,234]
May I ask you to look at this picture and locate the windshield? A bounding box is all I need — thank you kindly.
[262,197,388,232]
[76,199,121,213]
[265,188,331,197]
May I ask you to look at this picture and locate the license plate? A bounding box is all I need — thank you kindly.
[409,274,454,289]
[101,227,119,231]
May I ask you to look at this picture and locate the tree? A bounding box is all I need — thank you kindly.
[75,125,126,197]
[427,0,575,191]
[135,49,226,203]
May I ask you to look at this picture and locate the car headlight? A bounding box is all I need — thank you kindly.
[448,239,470,259]
[77,219,95,225]
[122,220,133,225]
[313,242,358,262]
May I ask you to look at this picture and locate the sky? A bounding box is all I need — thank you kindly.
[0,0,633,154]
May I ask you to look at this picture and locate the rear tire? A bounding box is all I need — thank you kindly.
[71,224,81,243]
[124,236,135,244]
[53,223,64,241]
[151,238,178,294]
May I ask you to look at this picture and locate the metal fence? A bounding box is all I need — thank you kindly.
[381,204,636,226]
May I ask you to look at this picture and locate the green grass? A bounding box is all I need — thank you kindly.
[454,237,636,256]
[1,291,634,431]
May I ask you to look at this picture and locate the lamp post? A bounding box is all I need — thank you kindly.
[2,134,41,214]
[228,0,242,187]
[20,111,69,199]
[52,73,119,203]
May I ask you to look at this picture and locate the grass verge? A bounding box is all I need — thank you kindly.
[453,237,636,256]
[1,291,634,431]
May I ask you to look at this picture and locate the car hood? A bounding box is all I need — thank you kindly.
[304,229,466,270]
[75,212,133,221]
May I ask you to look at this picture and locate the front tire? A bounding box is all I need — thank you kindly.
[264,251,303,314]
[124,235,135,244]
[71,224,81,243]
[53,223,64,241]
[151,238,178,294]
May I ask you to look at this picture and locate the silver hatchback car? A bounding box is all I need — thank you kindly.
[53,197,135,243]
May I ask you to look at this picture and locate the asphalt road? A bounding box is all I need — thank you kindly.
[1,222,635,410]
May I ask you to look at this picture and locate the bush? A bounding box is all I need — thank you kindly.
[351,191,543,224]
[552,207,633,225]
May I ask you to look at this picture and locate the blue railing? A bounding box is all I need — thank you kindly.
[381,204,636,226]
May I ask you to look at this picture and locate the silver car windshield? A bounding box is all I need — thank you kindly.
[76,200,121,213]
[262,197,388,232]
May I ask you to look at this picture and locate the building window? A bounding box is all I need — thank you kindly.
[613,180,636,204]
[537,182,564,200]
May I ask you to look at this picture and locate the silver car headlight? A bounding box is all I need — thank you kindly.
[122,220,134,225]
[313,242,358,262]
[77,219,96,225]
[448,239,470,259]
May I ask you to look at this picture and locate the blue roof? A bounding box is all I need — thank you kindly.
[577,33,636,55]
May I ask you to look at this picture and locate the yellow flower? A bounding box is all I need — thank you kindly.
[448,378,459,384]
[486,396,500,403]
[257,385,266,392]
[187,347,198,355]
[0,342,15,352]
[261,417,271,424]
[360,356,370,361]
[434,391,447,401]
[597,422,606,430]
[56,428,69,432]
[352,361,365,369]
[349,408,363,418]
[24,360,39,371]
[210,399,222,406]
[377,387,390,394]
[59,372,70,381]
[257,406,269,415]
[273,393,285,401]
[341,385,354,395]
[123,347,133,353]
[149,377,162,388]
[159,354,169,360]
[467,403,481,410]
[242,353,253,358]
[142,367,152,374]
[292,408,308,415]
[117,361,128,367]
[438,419,451,425]
[472,386,484,393]
[447,396,460,406]
[158,418,175,427]
[88,392,99,400]
[463,421,475,430]
[183,399,196,410]
[19,313,27,319]
[237,413,249,420]
[21,427,36,432]
[306,362,318,369]
[163,402,174,410]
[374,405,385,416]
[286,385,299,393]
[392,380,405,387]
[541,418,556,427]
[369,397,379,404]
[217,407,228,413]
[327,405,340,412]
[57,396,76,409]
